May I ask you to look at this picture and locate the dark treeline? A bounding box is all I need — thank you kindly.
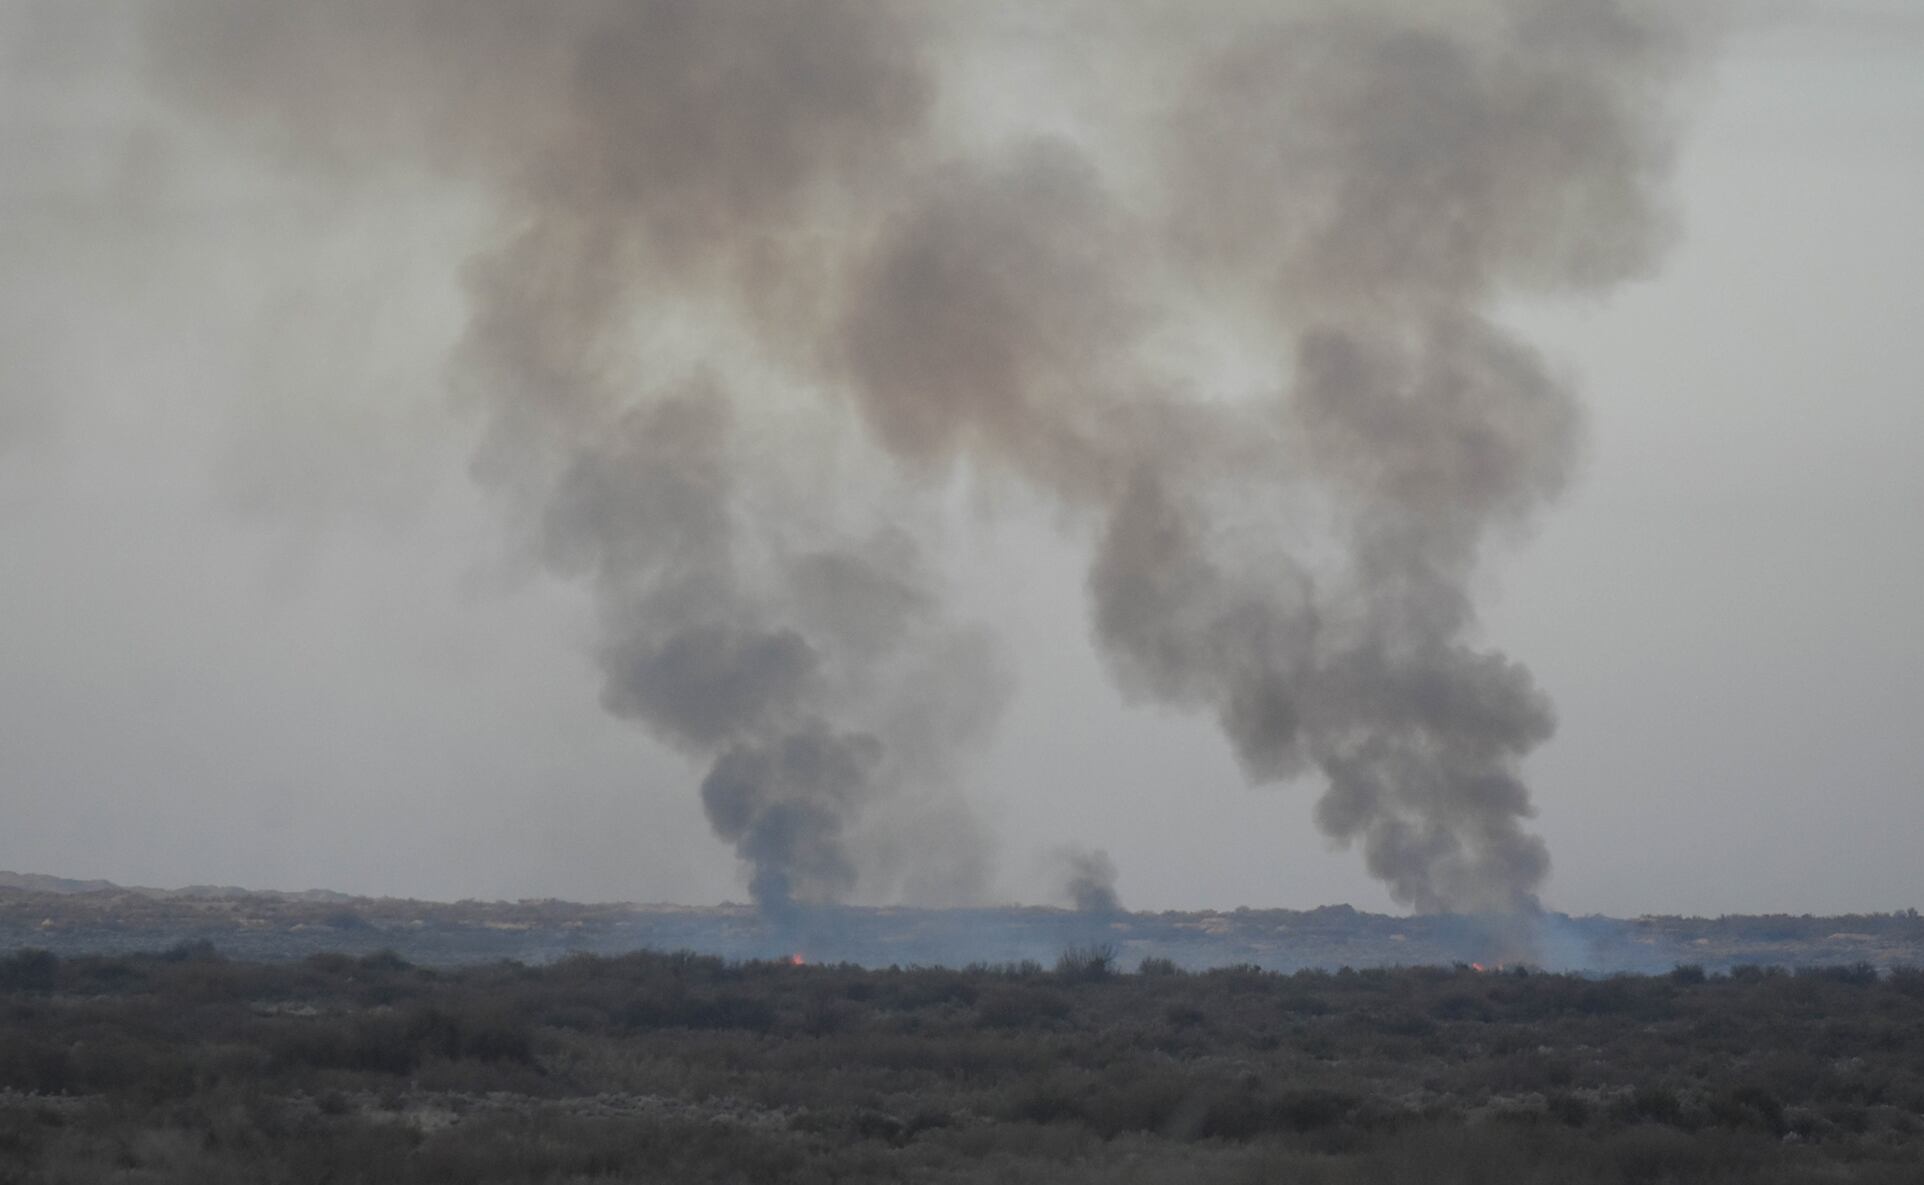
[3,944,1922,1183]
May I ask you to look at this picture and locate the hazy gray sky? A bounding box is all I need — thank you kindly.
[1,2,1918,917]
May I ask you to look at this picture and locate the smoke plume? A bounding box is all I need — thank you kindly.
[1056,847,1123,916]
[144,0,1701,916]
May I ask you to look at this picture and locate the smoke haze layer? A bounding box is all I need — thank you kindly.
[140,0,1703,916]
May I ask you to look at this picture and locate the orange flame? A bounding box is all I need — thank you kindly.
[789,953,806,966]
[1470,962,1487,973]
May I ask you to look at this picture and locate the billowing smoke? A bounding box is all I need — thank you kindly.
[1056,847,1123,916]
[143,0,1701,916]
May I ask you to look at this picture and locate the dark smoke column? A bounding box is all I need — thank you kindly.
[1091,1,1694,913]
[145,0,1705,918]
[838,1,1700,916]
[440,3,1004,922]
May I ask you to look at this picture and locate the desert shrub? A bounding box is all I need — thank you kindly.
[1612,1084,1688,1128]
[67,1037,201,1100]
[358,949,414,974]
[1798,962,1878,987]
[676,994,778,1033]
[1370,1009,1435,1038]
[304,951,361,977]
[1573,978,1642,1017]
[801,996,865,1036]
[1822,1101,1871,1134]
[1055,944,1118,983]
[876,970,978,1010]
[1208,963,1273,984]
[3,948,1922,1182]
[69,956,145,993]
[404,1004,535,1064]
[1669,963,1707,985]
[536,1001,608,1032]
[0,950,57,992]
[1596,1123,1719,1181]
[662,950,729,980]
[900,1106,954,1137]
[1429,992,1491,1022]
[976,985,1073,1029]
[1271,1088,1360,1134]
[1485,1051,1574,1094]
[0,1035,71,1093]
[614,990,777,1033]
[1544,1092,1591,1127]
[1005,1072,1090,1127]
[1186,1083,1269,1141]
[790,1105,909,1145]
[1164,1003,1206,1028]
[271,1014,416,1076]
[157,938,224,963]
[1276,991,1332,1016]
[0,949,58,994]
[964,959,1047,979]
[1073,1066,1193,1138]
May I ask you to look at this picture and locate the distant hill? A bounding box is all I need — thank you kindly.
[2,870,1920,974]
[0,871,126,895]
[0,870,356,903]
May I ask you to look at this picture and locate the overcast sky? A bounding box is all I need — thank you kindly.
[2,2,1919,918]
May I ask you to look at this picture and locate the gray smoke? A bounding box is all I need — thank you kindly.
[142,0,1702,916]
[1056,847,1123,916]
[1101,1,1693,914]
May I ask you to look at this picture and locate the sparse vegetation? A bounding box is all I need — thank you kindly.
[2,945,1921,1182]
[1053,942,1118,982]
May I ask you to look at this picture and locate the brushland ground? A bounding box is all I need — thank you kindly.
[2,944,1921,1183]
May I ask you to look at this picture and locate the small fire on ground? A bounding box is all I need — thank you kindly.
[789,953,806,966]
